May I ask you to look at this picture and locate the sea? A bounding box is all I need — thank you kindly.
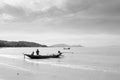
[0,47,120,80]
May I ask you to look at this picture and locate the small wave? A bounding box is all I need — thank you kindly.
[25,59,119,73]
[0,55,20,59]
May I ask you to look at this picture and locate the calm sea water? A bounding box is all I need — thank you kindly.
[0,47,120,80]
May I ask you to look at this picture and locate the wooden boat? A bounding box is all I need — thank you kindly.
[24,52,63,59]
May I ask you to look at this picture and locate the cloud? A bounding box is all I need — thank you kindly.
[83,0,120,17]
[0,0,66,22]
[0,0,119,22]
[0,0,91,22]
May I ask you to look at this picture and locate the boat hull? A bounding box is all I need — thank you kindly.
[24,53,62,59]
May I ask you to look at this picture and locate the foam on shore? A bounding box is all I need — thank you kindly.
[0,54,119,73]
[25,59,119,73]
[0,54,21,59]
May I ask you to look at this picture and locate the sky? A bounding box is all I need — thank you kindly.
[0,0,120,47]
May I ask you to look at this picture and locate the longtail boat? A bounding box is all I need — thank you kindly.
[24,52,63,59]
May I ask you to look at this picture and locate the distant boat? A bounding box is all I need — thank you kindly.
[63,47,70,50]
[24,52,63,59]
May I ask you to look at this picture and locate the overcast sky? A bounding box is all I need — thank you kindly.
[0,0,120,47]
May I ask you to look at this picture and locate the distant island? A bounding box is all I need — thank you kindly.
[49,44,83,47]
[0,40,47,47]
